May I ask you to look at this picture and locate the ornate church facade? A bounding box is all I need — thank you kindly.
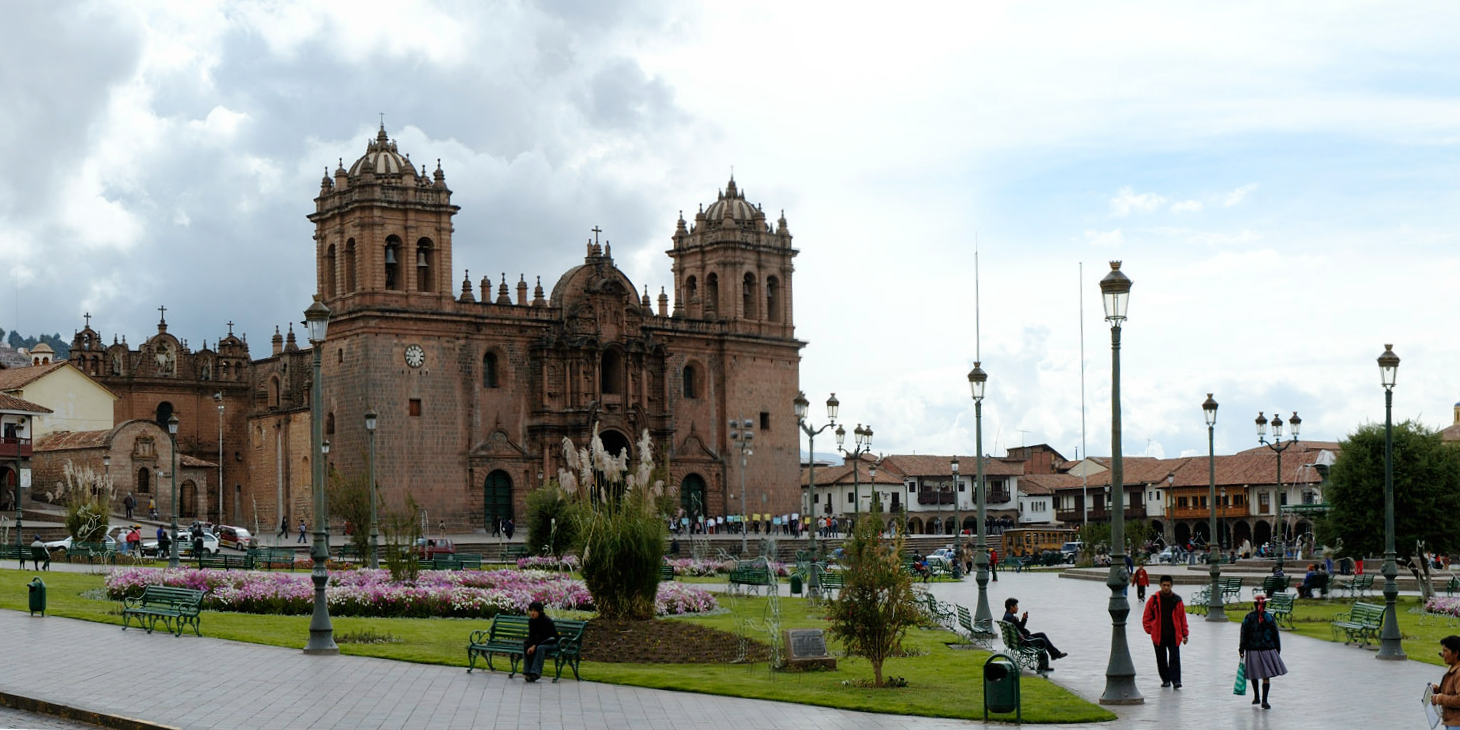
[73,126,805,532]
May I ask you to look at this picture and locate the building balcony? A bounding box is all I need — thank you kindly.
[0,438,32,459]
[917,492,954,506]
[1055,506,1146,524]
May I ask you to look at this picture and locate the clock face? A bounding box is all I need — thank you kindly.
[404,344,425,368]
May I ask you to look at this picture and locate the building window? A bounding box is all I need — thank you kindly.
[384,236,403,290]
[601,349,623,395]
[847,492,854,504]
[743,273,758,319]
[325,412,335,436]
[409,399,422,417]
[759,412,769,430]
[483,352,499,388]
[682,363,698,399]
[137,467,151,494]
[325,244,338,298]
[766,276,781,322]
[344,239,357,292]
[415,238,434,292]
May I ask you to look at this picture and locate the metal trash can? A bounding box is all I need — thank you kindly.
[27,577,45,617]
[983,652,1021,723]
[790,574,803,595]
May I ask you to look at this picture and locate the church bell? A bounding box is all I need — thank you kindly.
[385,247,397,265]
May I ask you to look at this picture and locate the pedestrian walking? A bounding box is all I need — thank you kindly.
[278,517,289,541]
[147,498,158,520]
[504,519,515,540]
[1132,565,1150,601]
[297,520,307,543]
[1429,635,1460,729]
[989,548,998,581]
[123,493,136,520]
[1142,575,1189,689]
[1239,594,1287,710]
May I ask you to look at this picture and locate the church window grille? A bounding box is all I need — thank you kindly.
[344,239,358,292]
[682,363,698,399]
[325,244,338,298]
[483,352,499,388]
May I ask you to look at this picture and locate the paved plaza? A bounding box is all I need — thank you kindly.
[0,567,1444,729]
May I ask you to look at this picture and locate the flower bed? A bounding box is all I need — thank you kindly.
[664,558,791,577]
[104,567,716,619]
[516,555,580,571]
[1425,596,1460,617]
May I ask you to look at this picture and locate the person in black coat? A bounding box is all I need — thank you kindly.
[523,600,558,682]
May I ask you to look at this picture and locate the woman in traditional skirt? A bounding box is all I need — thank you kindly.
[1239,594,1287,709]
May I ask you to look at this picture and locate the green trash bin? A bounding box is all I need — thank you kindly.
[28,577,45,617]
[790,574,803,595]
[984,652,1021,723]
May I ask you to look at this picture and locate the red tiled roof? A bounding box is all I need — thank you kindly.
[0,392,52,414]
[0,361,70,390]
[880,454,1025,477]
[35,430,108,451]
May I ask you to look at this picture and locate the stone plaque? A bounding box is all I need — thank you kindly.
[781,629,836,671]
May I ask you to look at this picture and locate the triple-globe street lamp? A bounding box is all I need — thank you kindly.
[836,422,873,519]
[1377,344,1406,660]
[1202,394,1226,622]
[1098,260,1142,706]
[794,392,838,599]
[1256,410,1301,574]
[729,418,754,555]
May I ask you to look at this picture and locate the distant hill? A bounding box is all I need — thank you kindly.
[3,329,71,361]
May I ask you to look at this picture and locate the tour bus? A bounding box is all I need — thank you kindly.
[999,527,1078,559]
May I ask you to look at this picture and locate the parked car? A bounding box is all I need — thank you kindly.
[43,534,118,553]
[142,531,221,557]
[1059,541,1084,563]
[1156,546,1180,564]
[416,538,455,559]
[216,525,257,550]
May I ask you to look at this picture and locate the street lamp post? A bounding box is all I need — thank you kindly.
[1256,409,1301,574]
[1377,344,1406,660]
[950,456,962,580]
[1098,261,1142,705]
[303,297,338,655]
[969,364,994,630]
[795,392,837,599]
[166,414,180,568]
[1202,394,1226,621]
[836,423,873,519]
[365,409,378,569]
[729,418,754,555]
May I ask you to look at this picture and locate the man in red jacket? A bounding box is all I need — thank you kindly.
[1141,575,1189,689]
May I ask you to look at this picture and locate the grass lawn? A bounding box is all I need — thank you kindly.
[1211,593,1454,666]
[0,568,1113,723]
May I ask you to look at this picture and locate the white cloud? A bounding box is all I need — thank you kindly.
[1170,199,1203,213]
[1084,228,1124,247]
[1110,186,1167,217]
[1224,183,1260,207]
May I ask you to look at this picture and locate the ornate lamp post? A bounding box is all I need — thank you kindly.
[167,414,180,568]
[1256,409,1301,573]
[1098,261,1142,705]
[1202,394,1226,621]
[1377,344,1406,660]
[795,392,837,598]
[303,297,338,655]
[215,393,225,525]
[837,422,873,518]
[729,418,754,555]
[950,456,962,579]
[365,409,379,569]
[970,364,994,630]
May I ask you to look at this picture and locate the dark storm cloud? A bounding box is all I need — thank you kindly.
[0,1,706,356]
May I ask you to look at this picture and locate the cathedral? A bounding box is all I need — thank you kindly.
[70,126,805,533]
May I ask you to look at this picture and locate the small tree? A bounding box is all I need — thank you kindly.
[47,461,113,544]
[380,495,422,583]
[559,425,666,620]
[825,499,921,687]
[525,484,577,557]
[325,467,374,562]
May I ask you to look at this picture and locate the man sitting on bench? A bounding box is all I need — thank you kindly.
[1002,597,1068,670]
[1298,564,1326,598]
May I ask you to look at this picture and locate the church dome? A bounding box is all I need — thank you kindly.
[347,126,421,179]
[702,178,764,225]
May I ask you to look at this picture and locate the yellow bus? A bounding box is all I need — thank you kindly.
[999,527,1078,558]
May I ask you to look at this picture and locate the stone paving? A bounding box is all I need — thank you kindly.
[0,705,103,729]
[0,567,1445,729]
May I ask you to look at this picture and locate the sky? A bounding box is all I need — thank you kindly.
[3,1,1459,462]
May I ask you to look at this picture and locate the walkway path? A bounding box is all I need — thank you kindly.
[0,568,1443,729]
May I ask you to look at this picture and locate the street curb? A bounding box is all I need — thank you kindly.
[0,690,178,730]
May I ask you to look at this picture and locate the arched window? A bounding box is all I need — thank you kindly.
[483,470,513,527]
[180,480,197,518]
[155,401,174,428]
[268,377,281,409]
[415,238,434,292]
[325,412,335,436]
[137,467,151,495]
[384,236,403,290]
[743,272,757,319]
[680,474,707,518]
[344,239,357,292]
[686,276,698,301]
[705,273,719,315]
[325,244,338,298]
[483,352,499,388]
[601,349,623,395]
[682,363,698,399]
[766,275,781,322]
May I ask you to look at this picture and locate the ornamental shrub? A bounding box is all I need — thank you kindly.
[824,500,921,688]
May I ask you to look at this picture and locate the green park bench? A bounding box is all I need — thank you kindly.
[1444,576,1460,597]
[1266,593,1295,629]
[1331,602,1385,647]
[248,547,297,570]
[728,560,774,595]
[466,614,588,682]
[336,544,361,562]
[913,590,953,629]
[1252,574,1289,599]
[121,586,206,637]
[1297,572,1330,599]
[956,604,994,648]
[1333,574,1373,598]
[501,545,530,563]
[0,543,46,569]
[1218,577,1244,603]
[197,553,253,571]
[996,620,1048,674]
[67,542,116,565]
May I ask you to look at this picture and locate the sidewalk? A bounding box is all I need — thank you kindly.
[0,569,1444,729]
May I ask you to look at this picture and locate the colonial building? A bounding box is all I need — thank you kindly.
[66,125,806,533]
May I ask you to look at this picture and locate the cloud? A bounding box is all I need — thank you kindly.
[1224,183,1259,207]
[1110,186,1167,217]
[1170,199,1202,213]
[1084,228,1124,247]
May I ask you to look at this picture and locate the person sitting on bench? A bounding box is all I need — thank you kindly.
[1002,597,1067,670]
